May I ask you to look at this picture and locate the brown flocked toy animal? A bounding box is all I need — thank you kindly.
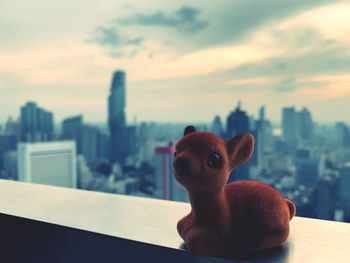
[173,126,295,258]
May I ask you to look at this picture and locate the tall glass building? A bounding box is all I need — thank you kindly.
[108,71,127,164]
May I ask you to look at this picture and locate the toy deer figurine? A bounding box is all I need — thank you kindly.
[173,126,295,258]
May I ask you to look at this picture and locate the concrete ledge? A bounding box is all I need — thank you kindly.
[0,179,349,262]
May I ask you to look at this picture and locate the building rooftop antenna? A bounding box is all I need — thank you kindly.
[237,101,241,110]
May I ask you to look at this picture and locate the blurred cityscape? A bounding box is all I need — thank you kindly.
[1,70,350,222]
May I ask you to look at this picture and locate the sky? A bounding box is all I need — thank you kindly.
[1,0,350,124]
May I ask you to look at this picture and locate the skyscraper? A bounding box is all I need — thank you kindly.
[0,135,16,168]
[317,177,336,220]
[297,107,314,143]
[226,102,250,139]
[259,105,265,121]
[337,164,350,222]
[62,115,83,153]
[154,144,188,202]
[99,132,110,161]
[80,125,100,165]
[17,141,77,188]
[5,116,21,141]
[295,149,319,186]
[282,107,297,148]
[256,106,266,172]
[210,115,224,137]
[335,122,350,148]
[226,102,251,182]
[20,102,54,142]
[108,71,127,164]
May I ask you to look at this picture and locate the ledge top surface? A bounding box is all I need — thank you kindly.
[0,179,349,262]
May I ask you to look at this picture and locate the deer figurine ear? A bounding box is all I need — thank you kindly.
[226,134,254,170]
[184,125,196,136]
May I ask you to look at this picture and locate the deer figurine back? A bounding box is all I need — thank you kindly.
[173,126,295,258]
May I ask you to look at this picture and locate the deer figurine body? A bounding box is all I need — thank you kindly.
[173,126,295,258]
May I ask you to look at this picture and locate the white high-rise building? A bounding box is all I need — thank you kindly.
[18,141,77,188]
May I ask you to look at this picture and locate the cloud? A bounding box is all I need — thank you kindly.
[108,51,124,59]
[0,73,25,91]
[117,6,209,34]
[274,76,329,94]
[128,42,279,81]
[185,0,340,49]
[226,47,350,80]
[87,1,342,61]
[128,49,138,58]
[88,26,144,47]
[276,77,298,93]
[299,74,350,99]
[225,77,272,86]
[121,21,350,82]
[211,24,350,85]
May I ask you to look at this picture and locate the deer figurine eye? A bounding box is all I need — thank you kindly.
[207,153,222,169]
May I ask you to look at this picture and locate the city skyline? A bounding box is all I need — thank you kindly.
[1,1,350,123]
[1,76,350,222]
[1,101,350,129]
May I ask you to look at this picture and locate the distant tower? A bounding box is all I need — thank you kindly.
[282,107,297,148]
[295,149,319,186]
[80,125,100,165]
[297,107,313,142]
[5,117,21,141]
[226,102,250,139]
[317,177,335,220]
[259,105,265,121]
[226,102,250,182]
[62,115,83,153]
[256,106,265,171]
[154,144,188,202]
[20,102,54,142]
[17,141,77,188]
[0,134,17,169]
[210,115,223,137]
[335,122,350,148]
[337,164,350,221]
[108,71,127,164]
